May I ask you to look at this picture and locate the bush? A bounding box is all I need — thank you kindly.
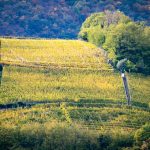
[134,123,150,146]
[0,122,100,150]
[78,29,88,41]
[107,130,134,150]
[98,134,112,149]
[0,122,140,150]
[18,123,45,149]
[0,127,17,150]
[42,123,99,150]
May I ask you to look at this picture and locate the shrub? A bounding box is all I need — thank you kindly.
[0,127,17,150]
[108,131,134,150]
[42,123,99,150]
[18,123,45,149]
[98,134,112,149]
[134,123,150,146]
[78,29,88,41]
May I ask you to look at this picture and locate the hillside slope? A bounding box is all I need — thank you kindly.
[0,38,109,69]
[0,38,150,150]
[0,38,150,105]
[0,0,150,38]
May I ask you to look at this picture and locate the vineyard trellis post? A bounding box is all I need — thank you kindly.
[121,72,131,106]
[0,40,3,85]
[117,58,131,106]
[108,58,131,106]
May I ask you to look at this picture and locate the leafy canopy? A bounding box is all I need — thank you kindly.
[79,11,150,74]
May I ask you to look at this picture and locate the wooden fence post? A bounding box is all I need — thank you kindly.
[0,40,3,85]
[121,72,131,106]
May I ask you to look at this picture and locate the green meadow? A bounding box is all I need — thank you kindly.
[0,38,150,150]
[0,38,150,105]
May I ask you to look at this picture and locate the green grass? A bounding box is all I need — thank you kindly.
[0,38,150,150]
[0,38,109,69]
[1,65,150,105]
[0,103,149,131]
[0,38,150,105]
[0,66,124,104]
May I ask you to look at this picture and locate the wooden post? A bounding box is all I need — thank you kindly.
[115,58,131,106]
[121,72,131,106]
[0,40,3,85]
[0,64,3,85]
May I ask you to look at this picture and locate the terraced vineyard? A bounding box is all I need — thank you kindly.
[0,38,150,150]
[1,102,149,130]
[1,38,109,69]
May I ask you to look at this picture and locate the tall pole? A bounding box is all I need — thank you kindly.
[121,72,131,106]
[108,58,132,106]
[0,40,3,85]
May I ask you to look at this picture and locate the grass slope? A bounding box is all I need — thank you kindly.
[0,38,150,105]
[0,38,150,150]
[1,38,109,69]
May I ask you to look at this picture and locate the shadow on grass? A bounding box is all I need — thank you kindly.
[0,98,149,110]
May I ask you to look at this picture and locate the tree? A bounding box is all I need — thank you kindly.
[78,11,150,74]
[103,22,150,73]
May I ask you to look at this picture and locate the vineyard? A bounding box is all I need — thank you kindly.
[0,38,150,150]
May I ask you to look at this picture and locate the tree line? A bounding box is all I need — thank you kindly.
[78,11,150,74]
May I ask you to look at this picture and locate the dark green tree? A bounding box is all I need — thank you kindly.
[79,11,150,74]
